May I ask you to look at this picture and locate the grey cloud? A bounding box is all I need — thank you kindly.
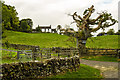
[4,0,119,31]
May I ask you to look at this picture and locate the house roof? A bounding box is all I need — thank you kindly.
[35,25,51,29]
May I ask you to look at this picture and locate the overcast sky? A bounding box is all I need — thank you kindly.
[4,0,120,34]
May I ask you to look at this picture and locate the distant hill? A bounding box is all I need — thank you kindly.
[86,35,119,49]
[2,30,76,48]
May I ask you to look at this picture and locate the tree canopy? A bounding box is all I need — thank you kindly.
[19,18,33,32]
[57,25,62,31]
[70,5,118,40]
[2,1,19,31]
[1,1,33,33]
[36,25,42,32]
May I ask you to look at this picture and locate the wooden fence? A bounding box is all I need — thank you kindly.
[33,48,79,62]
[1,48,79,62]
[86,48,119,56]
[33,47,120,62]
[1,43,119,57]
[1,47,120,62]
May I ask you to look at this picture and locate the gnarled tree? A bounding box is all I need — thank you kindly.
[69,5,118,56]
[70,5,118,41]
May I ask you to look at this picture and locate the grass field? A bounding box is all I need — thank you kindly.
[48,64,103,79]
[2,30,119,49]
[86,35,119,49]
[2,30,76,48]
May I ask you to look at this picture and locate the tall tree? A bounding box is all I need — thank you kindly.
[57,25,62,34]
[36,25,42,32]
[69,5,118,56]
[19,18,33,32]
[2,1,19,31]
[57,25,62,30]
[20,21,30,32]
[69,5,118,41]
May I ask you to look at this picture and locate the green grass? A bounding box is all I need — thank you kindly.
[86,35,119,49]
[2,30,76,48]
[48,64,103,79]
[2,30,119,49]
[2,56,33,64]
[85,35,119,62]
[81,55,118,62]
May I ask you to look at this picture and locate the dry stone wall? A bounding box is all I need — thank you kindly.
[2,43,39,50]
[2,56,80,79]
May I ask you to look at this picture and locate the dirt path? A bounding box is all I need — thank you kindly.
[80,59,119,79]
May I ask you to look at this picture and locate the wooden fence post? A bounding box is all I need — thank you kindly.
[49,53,51,58]
[47,52,49,59]
[17,51,19,59]
[32,48,35,61]
[17,51,22,59]
[32,46,39,61]
[10,51,12,58]
[68,49,70,57]
[117,49,120,59]
[49,48,51,58]
[58,53,60,58]
[31,51,32,60]
[40,49,43,62]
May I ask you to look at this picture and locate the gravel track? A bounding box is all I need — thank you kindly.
[80,59,119,79]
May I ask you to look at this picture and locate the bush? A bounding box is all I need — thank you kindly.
[107,29,115,35]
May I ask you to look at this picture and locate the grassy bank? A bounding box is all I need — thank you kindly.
[2,30,76,48]
[86,35,119,49]
[2,30,119,49]
[48,64,103,79]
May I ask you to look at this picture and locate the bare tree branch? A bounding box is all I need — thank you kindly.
[69,5,117,40]
[92,15,102,23]
[91,21,102,32]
